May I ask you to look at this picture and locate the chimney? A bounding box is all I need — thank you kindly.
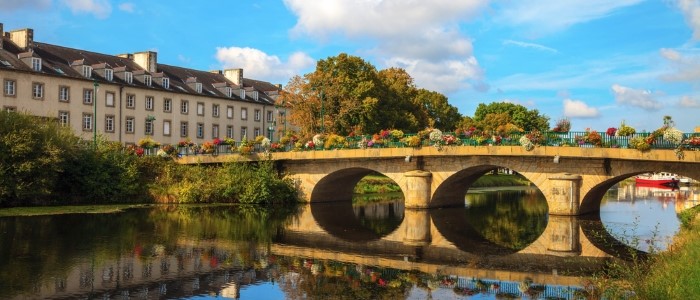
[224,68,243,87]
[116,53,134,60]
[133,51,157,73]
[210,70,223,75]
[9,28,33,50]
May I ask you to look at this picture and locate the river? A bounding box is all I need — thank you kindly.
[0,182,697,299]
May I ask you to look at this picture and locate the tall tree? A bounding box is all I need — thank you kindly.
[473,102,549,131]
[278,75,318,137]
[376,68,427,132]
[415,89,462,131]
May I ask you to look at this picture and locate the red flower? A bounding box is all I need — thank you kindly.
[135,148,145,157]
[606,127,617,137]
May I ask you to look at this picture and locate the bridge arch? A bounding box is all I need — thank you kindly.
[310,167,405,203]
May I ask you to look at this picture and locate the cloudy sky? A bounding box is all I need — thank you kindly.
[2,0,699,131]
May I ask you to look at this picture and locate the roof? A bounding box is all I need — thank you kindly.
[0,35,279,105]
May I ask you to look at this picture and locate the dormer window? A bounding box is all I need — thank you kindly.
[104,69,113,81]
[124,72,133,84]
[195,82,202,93]
[240,90,246,99]
[162,78,169,89]
[225,87,233,97]
[144,75,152,87]
[31,57,41,72]
[82,66,93,78]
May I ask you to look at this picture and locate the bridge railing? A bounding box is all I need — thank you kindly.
[143,131,700,157]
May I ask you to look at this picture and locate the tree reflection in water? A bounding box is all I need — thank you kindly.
[464,187,548,250]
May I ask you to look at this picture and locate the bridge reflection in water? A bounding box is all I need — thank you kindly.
[1,200,653,300]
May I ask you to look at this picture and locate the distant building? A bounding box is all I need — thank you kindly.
[0,23,288,146]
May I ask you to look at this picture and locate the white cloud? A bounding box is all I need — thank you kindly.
[61,0,111,19]
[0,0,51,10]
[502,39,558,53]
[215,47,315,84]
[563,99,600,118]
[118,2,134,13]
[497,0,643,36]
[680,95,700,107]
[677,0,700,40]
[283,0,489,93]
[611,84,662,110]
[660,48,700,83]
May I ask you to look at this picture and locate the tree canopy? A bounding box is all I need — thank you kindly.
[279,53,460,136]
[473,102,549,132]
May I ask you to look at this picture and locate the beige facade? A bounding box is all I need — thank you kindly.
[0,24,288,146]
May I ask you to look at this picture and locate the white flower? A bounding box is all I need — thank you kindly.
[429,129,443,142]
[663,128,683,145]
[313,134,324,146]
[519,136,534,151]
[260,137,271,148]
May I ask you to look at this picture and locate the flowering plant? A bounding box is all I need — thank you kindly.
[684,136,700,146]
[305,141,315,149]
[606,127,617,137]
[403,136,422,147]
[629,136,651,151]
[138,137,160,148]
[526,129,543,145]
[260,137,271,148]
[442,134,457,145]
[380,129,391,140]
[519,135,534,151]
[161,144,176,156]
[201,141,215,154]
[551,118,571,133]
[213,138,222,145]
[312,134,325,146]
[663,128,683,145]
[390,129,404,140]
[616,122,636,136]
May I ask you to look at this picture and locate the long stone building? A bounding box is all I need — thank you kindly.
[0,23,286,146]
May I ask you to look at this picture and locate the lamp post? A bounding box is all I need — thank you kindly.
[93,80,99,149]
[267,120,275,142]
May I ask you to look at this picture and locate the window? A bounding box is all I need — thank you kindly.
[254,127,261,137]
[31,57,42,71]
[105,69,113,81]
[124,72,133,84]
[213,104,220,117]
[82,113,93,131]
[4,106,16,112]
[180,122,189,137]
[144,75,152,87]
[126,94,135,108]
[164,98,172,112]
[241,108,248,120]
[181,100,189,114]
[59,86,70,102]
[106,92,115,107]
[145,118,154,135]
[3,80,16,96]
[267,110,273,122]
[212,124,219,138]
[105,115,114,132]
[145,96,154,111]
[163,120,171,136]
[225,87,233,97]
[83,89,93,104]
[196,123,204,138]
[58,111,69,126]
[254,109,261,121]
[82,66,93,78]
[241,127,247,138]
[32,82,44,99]
[227,106,234,119]
[195,82,202,93]
[197,102,204,116]
[162,78,169,89]
[125,117,135,133]
[226,125,233,139]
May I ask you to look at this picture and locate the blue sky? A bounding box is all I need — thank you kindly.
[2,0,700,132]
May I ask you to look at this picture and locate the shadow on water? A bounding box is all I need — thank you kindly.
[310,197,404,242]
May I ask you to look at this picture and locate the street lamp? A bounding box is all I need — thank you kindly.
[267,120,275,142]
[93,80,99,149]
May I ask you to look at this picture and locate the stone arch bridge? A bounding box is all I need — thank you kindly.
[179,146,700,215]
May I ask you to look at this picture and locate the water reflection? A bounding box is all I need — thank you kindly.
[600,182,700,252]
[1,182,696,299]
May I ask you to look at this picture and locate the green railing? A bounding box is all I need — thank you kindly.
[144,131,700,157]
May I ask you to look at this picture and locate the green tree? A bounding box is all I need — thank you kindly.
[0,112,79,206]
[415,88,461,130]
[376,68,428,132]
[473,102,549,131]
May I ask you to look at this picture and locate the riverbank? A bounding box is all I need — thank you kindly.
[592,205,700,298]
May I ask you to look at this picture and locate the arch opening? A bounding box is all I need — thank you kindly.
[310,169,405,241]
[584,171,700,253]
[431,165,549,254]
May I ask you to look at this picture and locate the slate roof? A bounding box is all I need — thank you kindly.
[0,34,279,105]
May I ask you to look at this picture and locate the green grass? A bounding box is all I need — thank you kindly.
[471,174,530,187]
[0,204,152,217]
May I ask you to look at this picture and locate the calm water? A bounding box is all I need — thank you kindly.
[0,183,697,299]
